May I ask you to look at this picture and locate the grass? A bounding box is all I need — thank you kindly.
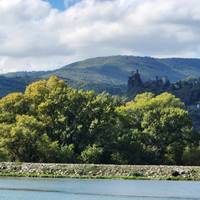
[0,172,198,181]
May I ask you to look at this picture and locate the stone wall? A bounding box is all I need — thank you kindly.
[0,162,200,180]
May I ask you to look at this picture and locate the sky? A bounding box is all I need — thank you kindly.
[46,0,80,10]
[46,0,65,10]
[0,0,200,73]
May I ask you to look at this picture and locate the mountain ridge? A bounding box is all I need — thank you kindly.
[1,55,200,97]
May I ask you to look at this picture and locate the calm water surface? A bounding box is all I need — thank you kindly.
[0,177,200,200]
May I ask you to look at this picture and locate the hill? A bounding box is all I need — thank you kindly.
[1,55,200,96]
[45,56,200,84]
[0,76,36,97]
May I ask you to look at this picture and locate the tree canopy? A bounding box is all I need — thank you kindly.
[0,76,198,165]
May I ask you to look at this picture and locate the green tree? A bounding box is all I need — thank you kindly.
[80,144,103,163]
[183,147,200,166]
[0,93,29,123]
[3,115,45,162]
[117,92,193,164]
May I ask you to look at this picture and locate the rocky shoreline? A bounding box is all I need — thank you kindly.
[0,162,200,180]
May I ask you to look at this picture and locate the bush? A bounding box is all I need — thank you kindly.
[183,147,200,166]
[80,144,103,164]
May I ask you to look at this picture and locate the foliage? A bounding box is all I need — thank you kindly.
[183,147,200,166]
[80,144,103,163]
[3,56,200,97]
[0,76,198,165]
[116,92,194,165]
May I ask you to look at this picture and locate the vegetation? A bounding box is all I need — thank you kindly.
[128,72,200,129]
[0,76,199,165]
[28,56,200,84]
[0,76,35,98]
[3,56,200,96]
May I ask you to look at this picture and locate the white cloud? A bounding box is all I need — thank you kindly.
[0,0,200,72]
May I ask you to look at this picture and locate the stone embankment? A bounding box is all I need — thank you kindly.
[0,162,200,180]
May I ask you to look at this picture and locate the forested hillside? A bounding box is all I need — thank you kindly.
[0,76,35,97]
[47,56,200,84]
[2,56,200,96]
[0,76,199,165]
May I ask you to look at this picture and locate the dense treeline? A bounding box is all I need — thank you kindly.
[0,76,200,165]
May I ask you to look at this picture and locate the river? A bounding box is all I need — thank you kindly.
[0,178,199,200]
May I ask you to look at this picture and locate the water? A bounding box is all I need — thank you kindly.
[0,178,200,200]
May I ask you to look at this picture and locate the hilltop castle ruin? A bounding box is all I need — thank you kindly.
[128,70,170,91]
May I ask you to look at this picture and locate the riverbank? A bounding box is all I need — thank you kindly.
[0,162,200,180]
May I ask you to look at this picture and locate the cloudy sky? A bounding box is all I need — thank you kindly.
[0,0,200,73]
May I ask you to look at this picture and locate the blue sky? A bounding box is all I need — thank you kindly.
[48,0,65,10]
[46,0,79,10]
[47,0,65,10]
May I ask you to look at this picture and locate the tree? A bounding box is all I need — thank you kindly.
[80,144,103,163]
[116,92,193,164]
[0,76,119,163]
[3,115,45,162]
[0,93,29,123]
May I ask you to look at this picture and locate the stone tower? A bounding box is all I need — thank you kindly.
[128,69,143,90]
